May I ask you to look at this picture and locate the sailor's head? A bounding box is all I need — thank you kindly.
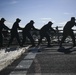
[48,21,53,26]
[71,17,76,21]
[1,18,6,22]
[16,18,21,22]
[30,20,34,24]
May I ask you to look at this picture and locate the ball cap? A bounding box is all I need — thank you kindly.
[30,20,34,23]
[71,17,76,20]
[16,18,21,21]
[48,21,53,24]
[1,18,6,21]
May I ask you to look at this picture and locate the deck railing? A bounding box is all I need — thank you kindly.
[2,26,76,45]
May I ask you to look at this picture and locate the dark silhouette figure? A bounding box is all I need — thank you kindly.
[8,18,22,47]
[60,17,76,47]
[0,18,10,47]
[37,21,56,47]
[21,20,38,47]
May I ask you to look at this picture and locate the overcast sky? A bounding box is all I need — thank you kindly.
[0,0,76,29]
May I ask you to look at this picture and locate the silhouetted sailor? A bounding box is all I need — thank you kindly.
[60,17,76,47]
[37,21,56,47]
[8,18,22,47]
[21,20,38,47]
[0,18,10,47]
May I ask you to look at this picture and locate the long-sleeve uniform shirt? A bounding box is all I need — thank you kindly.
[40,24,55,34]
[0,21,9,33]
[63,21,76,31]
[11,22,22,34]
[23,22,38,34]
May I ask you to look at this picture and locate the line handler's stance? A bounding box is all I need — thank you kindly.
[60,17,76,47]
[37,21,56,47]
